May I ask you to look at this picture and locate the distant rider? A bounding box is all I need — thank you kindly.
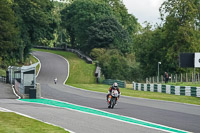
[107,82,120,106]
[54,77,57,84]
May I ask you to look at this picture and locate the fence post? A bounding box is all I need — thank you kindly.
[186,73,188,82]
[181,73,182,82]
[192,72,194,83]
[157,76,158,83]
[175,74,177,83]
[171,74,172,82]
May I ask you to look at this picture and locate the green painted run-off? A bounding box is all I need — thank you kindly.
[19,99,188,133]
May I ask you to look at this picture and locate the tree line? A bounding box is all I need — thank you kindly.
[0,0,200,82]
[0,0,55,68]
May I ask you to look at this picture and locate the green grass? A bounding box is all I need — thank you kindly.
[0,112,69,133]
[32,48,96,84]
[30,54,40,75]
[165,82,200,87]
[0,68,6,76]
[33,48,200,105]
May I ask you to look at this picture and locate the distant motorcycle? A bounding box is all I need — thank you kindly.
[107,90,119,109]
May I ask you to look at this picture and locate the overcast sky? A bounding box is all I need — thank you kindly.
[123,0,165,26]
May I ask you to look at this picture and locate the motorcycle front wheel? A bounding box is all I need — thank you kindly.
[110,98,116,109]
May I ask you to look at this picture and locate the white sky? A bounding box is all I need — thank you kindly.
[123,0,165,26]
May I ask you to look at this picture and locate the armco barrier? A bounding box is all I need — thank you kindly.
[133,82,200,97]
[103,79,126,88]
[34,46,93,64]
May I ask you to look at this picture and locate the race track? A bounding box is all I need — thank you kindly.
[0,51,200,133]
[33,51,200,133]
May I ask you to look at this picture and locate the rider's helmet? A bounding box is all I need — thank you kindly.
[113,82,118,87]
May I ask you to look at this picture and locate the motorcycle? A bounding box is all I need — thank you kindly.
[107,90,119,109]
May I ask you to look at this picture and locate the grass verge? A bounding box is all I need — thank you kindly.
[0,112,68,133]
[165,82,200,87]
[0,68,6,76]
[34,48,200,105]
[30,54,40,75]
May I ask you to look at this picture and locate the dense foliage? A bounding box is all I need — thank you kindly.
[1,0,200,82]
[134,0,200,79]
[60,0,139,81]
[13,0,55,62]
[0,0,19,68]
[0,0,56,67]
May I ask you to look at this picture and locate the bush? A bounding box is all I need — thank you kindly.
[98,49,141,82]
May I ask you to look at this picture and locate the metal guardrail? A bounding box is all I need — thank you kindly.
[34,46,93,64]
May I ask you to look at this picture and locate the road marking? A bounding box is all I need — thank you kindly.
[0,107,13,112]
[19,98,190,133]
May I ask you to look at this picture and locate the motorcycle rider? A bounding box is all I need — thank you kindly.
[107,82,120,108]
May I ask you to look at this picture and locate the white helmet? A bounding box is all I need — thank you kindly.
[113,82,118,87]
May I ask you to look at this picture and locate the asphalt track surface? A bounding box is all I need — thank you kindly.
[0,51,200,133]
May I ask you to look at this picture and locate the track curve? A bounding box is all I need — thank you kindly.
[32,51,200,133]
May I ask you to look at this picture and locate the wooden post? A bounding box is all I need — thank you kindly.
[171,74,172,82]
[192,72,194,83]
[181,73,182,82]
[186,73,188,82]
[176,74,177,83]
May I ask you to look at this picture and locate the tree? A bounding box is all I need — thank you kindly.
[87,17,132,53]
[133,23,166,78]
[61,0,114,50]
[160,0,200,72]
[0,0,19,67]
[13,0,55,62]
[104,0,140,35]
[98,49,140,81]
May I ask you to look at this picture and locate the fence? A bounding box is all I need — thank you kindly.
[146,73,200,84]
[34,46,93,64]
[0,76,6,83]
[133,82,200,97]
[103,79,126,88]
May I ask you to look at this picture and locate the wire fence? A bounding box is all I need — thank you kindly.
[146,73,200,84]
[0,76,6,83]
